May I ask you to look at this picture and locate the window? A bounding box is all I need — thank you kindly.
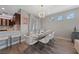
[67,13,75,19]
[57,16,63,21]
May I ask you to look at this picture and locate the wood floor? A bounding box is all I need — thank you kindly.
[0,38,77,54]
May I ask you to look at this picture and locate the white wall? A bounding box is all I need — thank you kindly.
[29,15,41,34]
[43,8,79,40]
[21,10,41,35]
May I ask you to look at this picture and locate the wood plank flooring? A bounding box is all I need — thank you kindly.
[0,38,77,54]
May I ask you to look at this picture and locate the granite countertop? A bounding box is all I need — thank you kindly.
[0,30,20,36]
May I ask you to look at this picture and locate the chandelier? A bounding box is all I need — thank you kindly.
[39,5,45,18]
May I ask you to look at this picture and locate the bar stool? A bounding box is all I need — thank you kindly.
[8,35,12,48]
[11,34,21,44]
[9,31,21,48]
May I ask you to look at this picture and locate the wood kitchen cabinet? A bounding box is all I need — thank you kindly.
[0,13,21,31]
[0,18,1,25]
[14,13,21,25]
[0,18,14,26]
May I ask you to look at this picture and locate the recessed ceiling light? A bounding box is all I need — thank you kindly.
[1,8,5,10]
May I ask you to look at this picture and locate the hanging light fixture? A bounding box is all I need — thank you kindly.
[39,5,45,18]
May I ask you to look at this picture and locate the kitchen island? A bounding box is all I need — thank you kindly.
[0,30,21,49]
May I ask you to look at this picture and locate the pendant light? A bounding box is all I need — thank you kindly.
[39,5,45,18]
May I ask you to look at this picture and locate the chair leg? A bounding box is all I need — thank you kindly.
[32,41,45,50]
[6,39,8,48]
[9,36,12,48]
[19,36,21,44]
[47,38,55,47]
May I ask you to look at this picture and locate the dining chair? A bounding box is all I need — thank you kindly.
[39,32,55,46]
[24,33,38,45]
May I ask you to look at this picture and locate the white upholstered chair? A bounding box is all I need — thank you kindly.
[39,32,55,44]
[24,32,38,45]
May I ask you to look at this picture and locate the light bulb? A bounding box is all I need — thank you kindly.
[1,8,5,10]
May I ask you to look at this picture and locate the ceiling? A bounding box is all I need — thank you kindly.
[0,5,79,18]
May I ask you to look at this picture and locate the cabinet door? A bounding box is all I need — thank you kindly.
[7,20,9,26]
[0,18,1,25]
[1,19,3,25]
[5,19,7,25]
[3,19,5,26]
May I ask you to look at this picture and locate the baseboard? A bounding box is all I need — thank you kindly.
[55,36,71,41]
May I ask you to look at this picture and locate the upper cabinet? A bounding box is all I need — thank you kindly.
[0,18,13,26]
[14,13,21,25]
